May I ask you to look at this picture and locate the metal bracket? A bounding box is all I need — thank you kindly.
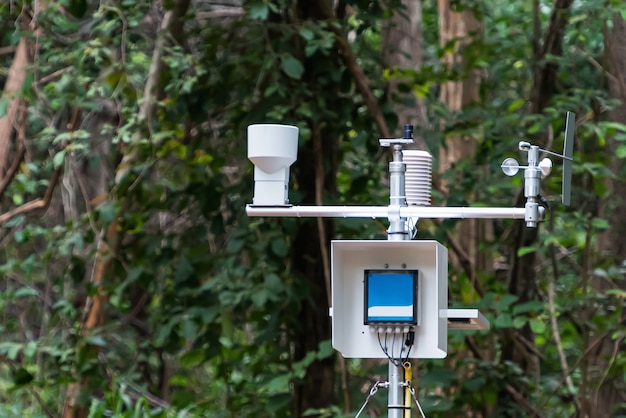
[443,308,490,330]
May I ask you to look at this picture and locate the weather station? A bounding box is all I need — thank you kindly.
[245,113,576,418]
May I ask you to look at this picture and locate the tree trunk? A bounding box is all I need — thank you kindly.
[0,37,28,178]
[436,0,488,288]
[382,0,427,142]
[501,0,574,415]
[290,4,338,415]
[62,1,191,416]
[591,10,626,417]
[291,125,337,415]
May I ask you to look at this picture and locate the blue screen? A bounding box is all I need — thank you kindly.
[365,271,417,324]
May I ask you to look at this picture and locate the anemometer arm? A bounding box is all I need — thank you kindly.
[246,204,542,222]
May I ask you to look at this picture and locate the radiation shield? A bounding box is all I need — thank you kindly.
[330,240,448,359]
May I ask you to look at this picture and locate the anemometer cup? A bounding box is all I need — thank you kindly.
[248,124,299,206]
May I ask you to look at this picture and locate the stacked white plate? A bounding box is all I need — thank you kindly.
[402,150,432,206]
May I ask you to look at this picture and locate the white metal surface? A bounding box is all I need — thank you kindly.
[248,124,298,206]
[247,205,528,219]
[330,240,448,359]
[444,308,490,330]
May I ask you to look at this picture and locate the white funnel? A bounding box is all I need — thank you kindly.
[248,124,299,206]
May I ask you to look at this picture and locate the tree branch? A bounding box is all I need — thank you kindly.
[547,217,579,407]
[530,0,574,115]
[0,46,17,55]
[313,0,390,138]
[33,66,73,88]
[0,38,29,176]
[0,105,26,202]
[465,337,545,417]
[0,165,62,226]
[64,1,192,416]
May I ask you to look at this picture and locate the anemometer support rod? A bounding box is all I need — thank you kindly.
[246,204,540,221]
[382,127,412,417]
[524,145,542,228]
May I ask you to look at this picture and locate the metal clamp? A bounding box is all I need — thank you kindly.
[355,381,390,418]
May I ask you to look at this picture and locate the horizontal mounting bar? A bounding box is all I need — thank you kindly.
[246,205,528,220]
[443,309,490,330]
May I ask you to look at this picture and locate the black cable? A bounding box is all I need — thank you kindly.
[378,331,401,366]
[403,331,415,363]
[377,332,387,357]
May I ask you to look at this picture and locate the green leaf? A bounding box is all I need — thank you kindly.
[517,245,536,257]
[299,27,315,41]
[494,314,513,328]
[98,201,117,224]
[12,194,24,205]
[251,289,270,307]
[5,343,22,360]
[21,72,34,97]
[464,376,486,392]
[264,273,282,290]
[226,237,245,254]
[179,349,205,367]
[316,339,333,360]
[5,215,25,227]
[219,336,233,348]
[494,294,518,311]
[14,287,38,298]
[23,341,37,359]
[53,150,66,168]
[181,319,198,339]
[175,256,194,281]
[507,98,525,112]
[591,217,610,231]
[528,121,542,134]
[529,318,546,334]
[168,374,189,386]
[512,300,544,315]
[616,144,626,159]
[513,316,527,328]
[85,335,107,347]
[264,374,290,394]
[280,55,304,80]
[270,238,289,257]
[249,2,269,20]
[0,96,9,118]
[171,390,196,408]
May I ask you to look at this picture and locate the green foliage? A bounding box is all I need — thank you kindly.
[0,0,625,416]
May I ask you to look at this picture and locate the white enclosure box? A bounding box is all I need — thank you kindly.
[330,240,448,359]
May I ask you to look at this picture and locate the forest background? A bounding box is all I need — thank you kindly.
[0,0,625,417]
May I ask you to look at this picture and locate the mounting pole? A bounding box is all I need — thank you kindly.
[384,125,414,417]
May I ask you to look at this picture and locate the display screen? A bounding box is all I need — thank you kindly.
[364,270,419,324]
